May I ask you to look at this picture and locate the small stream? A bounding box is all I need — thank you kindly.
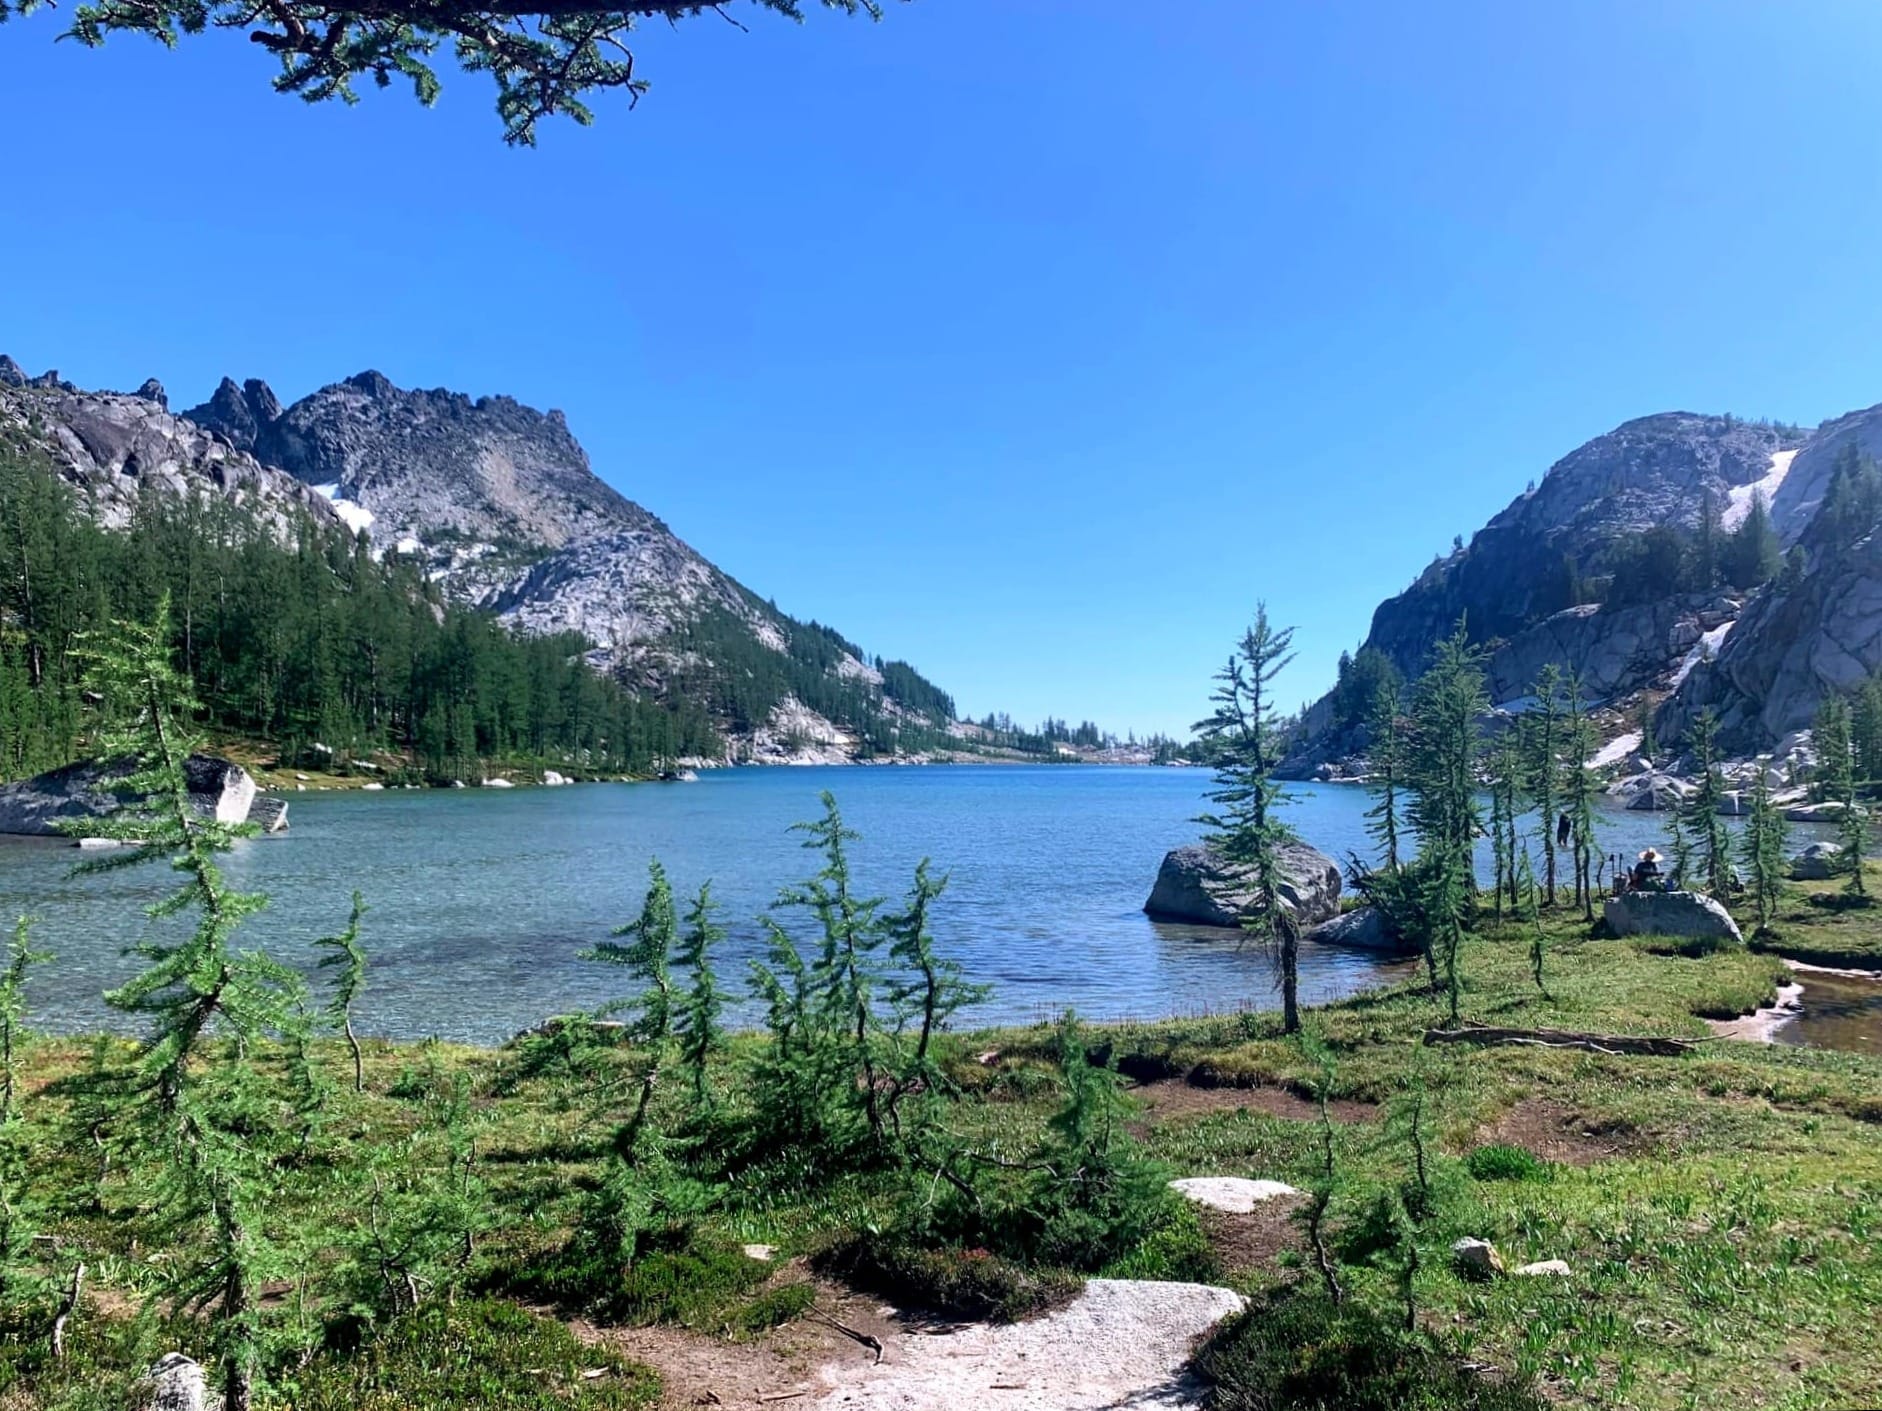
[1778,971,1882,1058]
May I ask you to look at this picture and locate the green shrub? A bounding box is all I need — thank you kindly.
[725,1282,816,1339]
[1100,1197,1218,1283]
[1807,891,1875,913]
[607,1235,771,1326]
[505,1226,772,1331]
[1464,1145,1552,1183]
[1195,1290,1547,1411]
[814,1234,1080,1323]
[289,1300,658,1410]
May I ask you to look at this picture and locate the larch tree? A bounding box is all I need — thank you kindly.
[1739,765,1788,936]
[1676,710,1732,897]
[1193,605,1303,1033]
[882,859,987,1138]
[4,0,896,145]
[587,858,678,1156]
[1561,674,1600,920]
[1818,697,1869,898]
[1363,675,1406,873]
[1523,665,1565,907]
[1403,623,1486,1022]
[315,892,370,1094]
[1484,729,1522,922]
[70,596,311,1411]
[672,881,728,1123]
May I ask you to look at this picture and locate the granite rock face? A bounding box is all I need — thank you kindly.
[1669,501,1882,748]
[181,375,284,453]
[251,370,633,551]
[1144,841,1343,930]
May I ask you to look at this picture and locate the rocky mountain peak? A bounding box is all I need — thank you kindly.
[134,378,168,409]
[1359,412,1805,681]
[344,369,396,399]
[1,360,78,393]
[236,370,644,553]
[182,376,285,454]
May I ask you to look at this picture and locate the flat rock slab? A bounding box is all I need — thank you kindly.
[810,1278,1245,1410]
[1169,1177,1302,1212]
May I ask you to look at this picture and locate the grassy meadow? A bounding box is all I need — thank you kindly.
[1,868,1879,1411]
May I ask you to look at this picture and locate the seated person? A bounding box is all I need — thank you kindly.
[1630,849,1664,891]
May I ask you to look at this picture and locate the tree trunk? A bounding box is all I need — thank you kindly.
[223,1251,252,1411]
[1281,931,1299,1034]
[345,1014,364,1095]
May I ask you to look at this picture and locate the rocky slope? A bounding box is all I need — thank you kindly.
[3,355,959,761]
[180,368,785,647]
[1290,403,1882,772]
[0,360,338,537]
[1667,402,1882,749]
[1362,413,1801,680]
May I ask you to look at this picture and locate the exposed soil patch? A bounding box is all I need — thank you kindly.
[571,1276,894,1410]
[1130,1079,1377,1128]
[1198,1201,1306,1278]
[1476,1098,1652,1167]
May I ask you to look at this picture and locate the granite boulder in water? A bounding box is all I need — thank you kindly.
[1305,904,1413,954]
[1790,841,1847,881]
[1143,841,1342,930]
[0,754,271,836]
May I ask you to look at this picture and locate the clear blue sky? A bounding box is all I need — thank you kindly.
[4,2,1882,737]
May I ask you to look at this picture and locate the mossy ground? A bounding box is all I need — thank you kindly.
[4,871,1880,1409]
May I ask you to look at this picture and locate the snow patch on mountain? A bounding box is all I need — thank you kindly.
[1724,449,1796,531]
[314,483,376,535]
[1671,621,1734,689]
[1591,731,1643,768]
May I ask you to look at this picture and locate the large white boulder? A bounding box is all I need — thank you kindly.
[1604,890,1743,945]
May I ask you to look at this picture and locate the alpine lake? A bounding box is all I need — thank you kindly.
[0,764,1873,1051]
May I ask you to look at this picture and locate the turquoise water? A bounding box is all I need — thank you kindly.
[0,766,1823,1045]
